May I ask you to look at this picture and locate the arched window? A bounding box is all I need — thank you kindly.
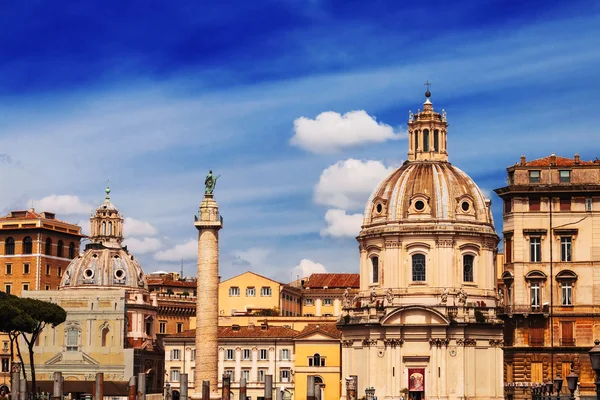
[101,327,109,347]
[463,255,474,282]
[57,240,64,258]
[5,237,15,255]
[434,130,439,152]
[309,353,325,367]
[45,238,52,255]
[23,237,33,255]
[102,222,106,236]
[371,256,379,284]
[108,222,113,236]
[414,131,419,151]
[68,242,76,259]
[412,254,426,281]
[423,129,430,152]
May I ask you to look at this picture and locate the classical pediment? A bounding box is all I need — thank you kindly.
[44,352,100,366]
[380,305,450,326]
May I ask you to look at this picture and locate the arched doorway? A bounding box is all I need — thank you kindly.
[172,390,180,400]
[314,376,324,400]
[0,384,10,399]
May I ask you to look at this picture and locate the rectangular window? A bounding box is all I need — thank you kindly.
[505,237,512,263]
[260,287,272,297]
[1,358,9,373]
[463,255,474,282]
[243,349,251,360]
[423,129,430,152]
[257,369,265,382]
[67,329,78,351]
[224,369,234,382]
[4,285,11,295]
[171,349,181,360]
[159,321,167,334]
[586,198,593,212]
[504,199,512,213]
[5,264,11,275]
[23,263,30,274]
[176,323,183,333]
[562,283,573,306]
[304,298,314,306]
[529,197,541,211]
[226,349,234,360]
[280,369,290,382]
[246,287,255,297]
[433,130,439,152]
[170,369,180,382]
[280,349,290,360]
[529,170,541,183]
[530,237,541,262]
[561,322,575,346]
[45,285,50,290]
[559,170,571,183]
[46,264,51,275]
[259,349,268,360]
[191,349,196,361]
[531,362,543,381]
[560,197,571,211]
[530,283,540,309]
[561,237,572,262]
[371,256,379,283]
[58,267,62,277]
[229,287,240,296]
[22,283,29,291]
[323,299,332,306]
[508,172,514,185]
[241,370,250,382]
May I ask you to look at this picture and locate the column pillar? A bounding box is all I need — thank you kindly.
[235,348,242,385]
[194,192,223,399]
[95,373,104,400]
[180,374,189,400]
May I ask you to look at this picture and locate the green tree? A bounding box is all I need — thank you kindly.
[0,292,67,392]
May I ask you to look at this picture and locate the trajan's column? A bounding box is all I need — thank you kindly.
[193,171,222,398]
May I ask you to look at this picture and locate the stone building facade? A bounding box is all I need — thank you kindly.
[299,273,359,317]
[339,91,504,400]
[495,154,600,398]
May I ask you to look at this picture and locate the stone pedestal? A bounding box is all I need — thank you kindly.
[194,194,223,397]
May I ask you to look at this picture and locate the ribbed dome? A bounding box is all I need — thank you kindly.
[363,161,494,229]
[60,245,147,290]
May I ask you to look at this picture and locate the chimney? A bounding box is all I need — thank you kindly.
[550,153,556,166]
[574,153,580,165]
[520,155,526,165]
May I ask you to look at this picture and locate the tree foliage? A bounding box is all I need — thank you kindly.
[0,291,67,393]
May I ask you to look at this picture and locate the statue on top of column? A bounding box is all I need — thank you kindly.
[205,170,221,194]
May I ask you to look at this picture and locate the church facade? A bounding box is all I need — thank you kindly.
[339,91,504,400]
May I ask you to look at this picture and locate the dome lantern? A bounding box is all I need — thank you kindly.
[89,186,124,248]
[407,84,449,162]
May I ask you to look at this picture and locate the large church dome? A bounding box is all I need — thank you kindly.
[60,187,147,290]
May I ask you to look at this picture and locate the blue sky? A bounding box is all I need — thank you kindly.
[1,0,599,282]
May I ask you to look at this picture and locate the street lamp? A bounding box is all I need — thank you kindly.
[566,368,579,400]
[365,387,376,400]
[546,381,554,400]
[589,339,600,400]
[553,374,563,400]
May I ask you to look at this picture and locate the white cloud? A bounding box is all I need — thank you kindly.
[291,110,405,153]
[232,248,271,267]
[320,209,363,238]
[77,220,90,236]
[292,259,327,278]
[32,195,94,215]
[314,159,396,210]
[124,217,158,237]
[154,239,197,262]
[124,237,162,255]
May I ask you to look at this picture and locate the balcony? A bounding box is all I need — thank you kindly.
[497,304,549,316]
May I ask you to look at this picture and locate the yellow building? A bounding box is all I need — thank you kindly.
[299,274,359,317]
[219,271,301,317]
[294,323,341,400]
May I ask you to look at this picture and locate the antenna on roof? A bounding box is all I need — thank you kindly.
[181,259,184,279]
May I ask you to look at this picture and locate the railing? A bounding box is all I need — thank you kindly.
[497,304,549,315]
[559,338,576,346]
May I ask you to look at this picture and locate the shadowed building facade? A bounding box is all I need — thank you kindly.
[339,91,503,400]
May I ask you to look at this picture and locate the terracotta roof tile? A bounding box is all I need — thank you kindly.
[297,323,341,339]
[147,278,196,288]
[303,273,360,289]
[0,210,75,226]
[524,155,596,167]
[165,325,300,340]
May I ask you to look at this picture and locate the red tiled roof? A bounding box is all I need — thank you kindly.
[303,273,360,289]
[523,155,596,167]
[165,325,299,340]
[147,278,196,288]
[297,323,341,339]
[0,209,76,226]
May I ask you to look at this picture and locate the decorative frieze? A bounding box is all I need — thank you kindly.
[341,340,355,348]
[436,239,454,248]
[385,241,401,249]
[456,338,477,347]
[429,338,450,348]
[383,338,404,348]
[489,339,504,347]
[362,339,378,347]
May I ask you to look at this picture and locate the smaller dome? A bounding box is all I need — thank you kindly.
[60,245,147,290]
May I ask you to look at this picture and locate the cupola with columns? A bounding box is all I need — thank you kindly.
[89,185,124,249]
[407,84,448,162]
